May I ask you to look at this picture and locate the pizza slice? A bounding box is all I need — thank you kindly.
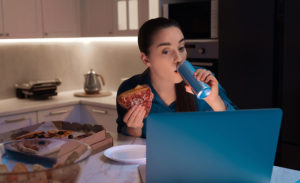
[117,84,154,117]
[15,131,46,140]
[47,129,72,138]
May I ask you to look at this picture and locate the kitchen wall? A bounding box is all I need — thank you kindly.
[0,38,146,100]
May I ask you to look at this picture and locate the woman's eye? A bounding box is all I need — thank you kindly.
[162,50,169,54]
[179,46,185,52]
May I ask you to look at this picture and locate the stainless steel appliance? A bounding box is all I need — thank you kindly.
[185,40,219,78]
[162,0,218,39]
[84,69,105,94]
[15,79,61,99]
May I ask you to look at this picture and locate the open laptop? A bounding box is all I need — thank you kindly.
[146,109,282,183]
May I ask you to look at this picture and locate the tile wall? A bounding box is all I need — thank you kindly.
[0,38,146,99]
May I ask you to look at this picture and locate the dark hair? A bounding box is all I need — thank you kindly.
[138,17,180,56]
[138,17,197,112]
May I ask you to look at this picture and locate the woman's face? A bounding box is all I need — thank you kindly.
[145,26,187,84]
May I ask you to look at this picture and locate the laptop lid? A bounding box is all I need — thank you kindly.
[146,109,282,183]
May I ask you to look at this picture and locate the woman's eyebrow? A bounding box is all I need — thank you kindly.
[156,38,185,48]
[157,42,170,48]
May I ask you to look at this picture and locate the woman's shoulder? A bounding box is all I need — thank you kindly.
[117,70,149,95]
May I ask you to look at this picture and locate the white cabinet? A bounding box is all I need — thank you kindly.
[0,103,116,134]
[80,105,117,133]
[0,0,43,38]
[81,0,151,37]
[0,112,37,133]
[0,1,3,37]
[37,105,80,123]
[81,0,113,36]
[0,0,80,39]
[42,0,80,37]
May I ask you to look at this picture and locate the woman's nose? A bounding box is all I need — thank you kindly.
[174,50,183,63]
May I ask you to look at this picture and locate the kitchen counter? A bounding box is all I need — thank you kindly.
[0,90,117,116]
[78,133,300,183]
[78,133,145,183]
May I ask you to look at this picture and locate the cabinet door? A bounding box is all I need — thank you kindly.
[0,112,37,134]
[81,105,117,133]
[113,0,139,36]
[38,105,80,123]
[0,0,4,37]
[81,0,113,36]
[2,0,43,38]
[42,0,80,37]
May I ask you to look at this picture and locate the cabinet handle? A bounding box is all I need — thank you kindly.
[0,33,3,36]
[5,33,9,37]
[49,110,69,115]
[44,32,48,36]
[5,117,26,123]
[92,109,107,114]
[190,62,214,67]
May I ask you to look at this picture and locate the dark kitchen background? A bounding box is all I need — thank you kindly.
[219,0,300,170]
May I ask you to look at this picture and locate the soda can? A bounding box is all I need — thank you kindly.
[177,60,211,99]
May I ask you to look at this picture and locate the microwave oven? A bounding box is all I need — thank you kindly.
[162,0,218,39]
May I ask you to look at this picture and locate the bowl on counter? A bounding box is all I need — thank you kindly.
[0,138,92,183]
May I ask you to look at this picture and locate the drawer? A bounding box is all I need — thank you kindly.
[0,112,37,134]
[38,105,80,123]
[81,105,117,133]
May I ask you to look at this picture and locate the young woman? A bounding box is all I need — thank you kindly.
[116,17,237,138]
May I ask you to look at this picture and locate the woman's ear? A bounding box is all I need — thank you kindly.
[141,53,151,67]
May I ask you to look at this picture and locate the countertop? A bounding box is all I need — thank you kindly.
[77,133,300,183]
[0,90,117,116]
[78,133,145,183]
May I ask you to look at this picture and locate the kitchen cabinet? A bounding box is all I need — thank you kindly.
[219,0,300,170]
[0,1,3,37]
[0,0,80,39]
[0,0,43,38]
[0,112,37,133]
[81,0,151,37]
[81,0,114,36]
[80,104,117,133]
[41,0,80,37]
[37,105,80,123]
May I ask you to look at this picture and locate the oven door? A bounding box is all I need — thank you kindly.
[188,58,219,79]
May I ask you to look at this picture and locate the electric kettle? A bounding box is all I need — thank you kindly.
[84,69,105,94]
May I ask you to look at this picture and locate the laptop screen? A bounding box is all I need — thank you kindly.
[146,109,282,183]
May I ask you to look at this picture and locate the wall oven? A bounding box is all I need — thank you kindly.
[185,40,219,78]
[162,0,218,39]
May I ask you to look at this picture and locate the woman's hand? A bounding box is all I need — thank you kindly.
[123,105,146,136]
[185,69,226,111]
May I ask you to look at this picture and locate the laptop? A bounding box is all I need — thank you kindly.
[146,109,282,183]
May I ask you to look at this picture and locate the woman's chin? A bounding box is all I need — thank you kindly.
[174,78,183,84]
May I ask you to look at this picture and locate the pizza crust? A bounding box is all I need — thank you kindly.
[117,84,154,117]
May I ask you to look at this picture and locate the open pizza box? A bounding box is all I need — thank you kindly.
[0,121,113,154]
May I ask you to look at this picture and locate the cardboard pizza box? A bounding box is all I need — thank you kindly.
[52,121,106,145]
[0,121,107,147]
[90,133,113,154]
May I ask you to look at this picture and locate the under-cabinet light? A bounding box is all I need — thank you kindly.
[0,37,137,44]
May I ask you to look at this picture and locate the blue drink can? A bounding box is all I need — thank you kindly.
[177,60,211,99]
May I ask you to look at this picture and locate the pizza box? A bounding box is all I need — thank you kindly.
[90,133,113,155]
[0,121,107,149]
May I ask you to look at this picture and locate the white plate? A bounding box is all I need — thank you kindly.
[104,145,146,164]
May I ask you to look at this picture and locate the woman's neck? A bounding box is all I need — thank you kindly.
[150,71,176,106]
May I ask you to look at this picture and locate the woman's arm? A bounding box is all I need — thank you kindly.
[186,68,237,111]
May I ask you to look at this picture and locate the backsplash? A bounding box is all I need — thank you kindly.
[0,38,146,100]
